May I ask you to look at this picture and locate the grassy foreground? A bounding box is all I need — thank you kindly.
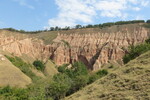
[66,51,150,100]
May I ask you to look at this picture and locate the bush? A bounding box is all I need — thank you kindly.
[74,75,89,89]
[145,38,150,44]
[123,40,150,64]
[45,61,109,99]
[59,62,88,79]
[88,73,99,84]
[57,64,69,73]
[46,81,68,100]
[33,60,45,71]
[72,62,88,76]
[58,66,66,73]
[96,69,108,77]
[45,74,72,100]
[0,86,28,100]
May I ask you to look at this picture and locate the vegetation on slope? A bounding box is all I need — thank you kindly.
[5,56,40,82]
[0,61,108,100]
[33,60,45,72]
[0,86,28,100]
[46,62,108,100]
[66,51,150,100]
[0,53,32,88]
[123,38,150,64]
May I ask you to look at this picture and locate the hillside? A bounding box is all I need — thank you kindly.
[0,50,57,88]
[66,51,150,100]
[0,22,150,99]
[1,23,150,71]
[0,52,32,88]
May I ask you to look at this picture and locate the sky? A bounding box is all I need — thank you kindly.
[0,0,150,31]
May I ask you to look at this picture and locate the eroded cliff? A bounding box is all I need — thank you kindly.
[0,24,149,70]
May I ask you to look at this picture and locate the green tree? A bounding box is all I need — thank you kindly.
[71,61,88,76]
[33,60,45,71]
[146,20,150,23]
[73,75,89,90]
[75,24,82,29]
[45,74,72,100]
[50,27,55,31]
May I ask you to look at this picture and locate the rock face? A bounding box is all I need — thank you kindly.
[0,30,53,62]
[0,25,150,70]
[52,26,149,70]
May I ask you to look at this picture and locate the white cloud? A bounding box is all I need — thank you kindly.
[46,0,150,28]
[13,0,35,9]
[141,1,149,7]
[132,7,141,11]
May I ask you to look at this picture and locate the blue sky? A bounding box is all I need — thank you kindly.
[0,0,150,31]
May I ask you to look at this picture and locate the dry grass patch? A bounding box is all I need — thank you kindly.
[65,51,150,100]
[0,54,32,88]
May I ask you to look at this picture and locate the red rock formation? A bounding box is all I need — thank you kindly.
[0,25,149,70]
[52,26,149,70]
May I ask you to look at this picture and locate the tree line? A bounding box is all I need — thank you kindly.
[1,19,150,33]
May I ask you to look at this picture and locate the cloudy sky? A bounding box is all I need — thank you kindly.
[0,0,150,31]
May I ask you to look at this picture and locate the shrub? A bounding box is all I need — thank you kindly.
[96,69,108,77]
[74,75,89,89]
[52,73,72,84]
[123,41,150,64]
[59,62,88,79]
[58,66,66,73]
[45,61,109,99]
[33,60,45,71]
[46,81,69,100]
[0,86,28,100]
[145,38,150,44]
[88,73,99,84]
[45,74,72,100]
[57,64,69,73]
[71,61,88,76]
